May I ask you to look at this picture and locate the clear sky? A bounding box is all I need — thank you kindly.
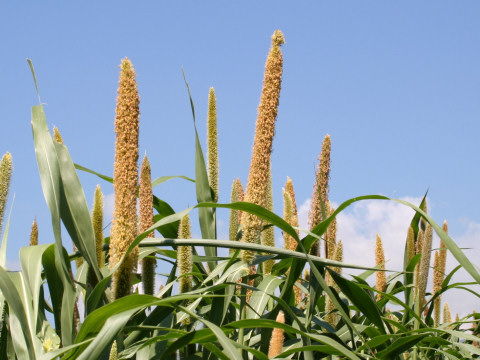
[1,2,479,316]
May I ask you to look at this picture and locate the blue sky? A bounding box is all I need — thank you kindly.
[1,2,480,315]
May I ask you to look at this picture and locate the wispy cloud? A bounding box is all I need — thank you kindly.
[298,196,480,318]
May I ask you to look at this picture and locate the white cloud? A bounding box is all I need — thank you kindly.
[297,196,480,318]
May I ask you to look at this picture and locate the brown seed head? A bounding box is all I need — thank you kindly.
[241,30,285,263]
[262,169,275,274]
[140,155,156,295]
[268,310,285,358]
[0,152,12,237]
[92,185,104,267]
[109,58,140,299]
[29,219,38,246]
[308,134,331,256]
[375,234,386,300]
[207,87,219,202]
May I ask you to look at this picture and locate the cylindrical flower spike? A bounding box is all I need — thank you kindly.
[262,169,275,274]
[178,214,193,325]
[406,226,415,266]
[241,30,285,263]
[109,341,118,360]
[282,188,295,251]
[92,185,104,268]
[0,152,13,237]
[268,311,285,358]
[326,203,337,260]
[29,219,38,246]
[178,214,193,295]
[308,134,331,256]
[418,223,433,308]
[207,87,219,203]
[283,177,299,252]
[140,155,156,295]
[375,234,386,300]
[229,178,243,254]
[109,58,140,300]
[433,251,442,326]
[443,302,452,324]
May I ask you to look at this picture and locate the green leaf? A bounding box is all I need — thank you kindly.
[376,334,428,359]
[327,268,386,334]
[183,70,217,272]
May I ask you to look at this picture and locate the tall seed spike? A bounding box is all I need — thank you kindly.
[262,169,275,274]
[326,202,337,259]
[235,178,244,222]
[439,220,448,275]
[140,155,156,295]
[418,223,433,308]
[332,239,343,276]
[375,234,386,300]
[241,30,285,263]
[0,152,12,238]
[29,219,38,246]
[443,302,452,324]
[433,250,442,326]
[207,87,219,202]
[178,214,193,295]
[268,311,285,358]
[178,214,193,325]
[92,185,104,268]
[406,226,415,264]
[308,134,331,256]
[109,57,140,300]
[229,179,240,254]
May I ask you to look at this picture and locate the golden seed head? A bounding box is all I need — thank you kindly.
[308,134,331,257]
[207,87,219,203]
[139,155,156,295]
[443,302,452,324]
[268,310,285,358]
[109,57,140,299]
[178,214,193,294]
[92,185,104,268]
[417,224,433,307]
[285,177,298,219]
[29,219,38,246]
[433,251,442,326]
[0,152,12,237]
[109,340,118,360]
[52,126,64,145]
[229,178,242,254]
[439,220,448,275]
[332,239,343,275]
[262,169,275,274]
[375,234,386,300]
[241,30,285,263]
[282,182,299,253]
[326,203,337,259]
[406,226,415,264]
